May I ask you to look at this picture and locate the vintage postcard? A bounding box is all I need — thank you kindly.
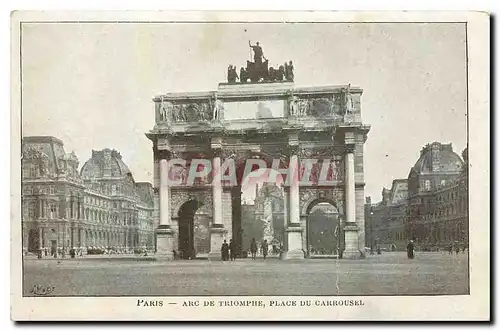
[10,11,490,321]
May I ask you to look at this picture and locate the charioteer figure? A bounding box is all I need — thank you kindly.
[249,41,265,64]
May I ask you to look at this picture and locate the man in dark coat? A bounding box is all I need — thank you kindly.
[407,240,415,259]
[261,240,268,260]
[250,238,257,260]
[221,240,229,261]
[229,239,236,261]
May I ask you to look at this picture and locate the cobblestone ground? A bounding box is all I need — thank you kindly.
[23,252,469,296]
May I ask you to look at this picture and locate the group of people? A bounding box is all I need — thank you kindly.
[447,241,468,254]
[405,239,468,259]
[30,246,151,259]
[220,238,273,261]
[220,239,237,261]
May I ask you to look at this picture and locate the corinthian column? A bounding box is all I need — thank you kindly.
[282,144,304,260]
[159,159,170,227]
[208,148,227,260]
[345,145,356,224]
[342,142,360,259]
[155,150,173,260]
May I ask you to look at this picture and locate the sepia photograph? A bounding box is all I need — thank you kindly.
[10,11,489,321]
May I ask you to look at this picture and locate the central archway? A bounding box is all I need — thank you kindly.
[177,199,204,259]
[305,199,340,257]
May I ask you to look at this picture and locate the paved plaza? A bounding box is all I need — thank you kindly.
[23,252,469,297]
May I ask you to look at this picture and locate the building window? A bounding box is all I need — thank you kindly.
[50,204,57,218]
[29,165,37,177]
[424,180,431,191]
[441,180,446,187]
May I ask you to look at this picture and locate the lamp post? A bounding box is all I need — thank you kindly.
[369,209,374,255]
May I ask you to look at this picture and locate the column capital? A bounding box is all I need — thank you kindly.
[345,144,356,154]
[154,149,172,161]
[212,148,223,158]
[288,144,300,155]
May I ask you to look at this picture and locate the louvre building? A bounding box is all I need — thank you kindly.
[21,136,155,255]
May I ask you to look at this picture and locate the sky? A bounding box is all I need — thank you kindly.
[21,22,467,201]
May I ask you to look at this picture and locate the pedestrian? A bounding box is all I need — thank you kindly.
[406,240,415,259]
[250,238,257,260]
[229,239,236,261]
[455,241,460,254]
[221,240,229,261]
[261,240,268,260]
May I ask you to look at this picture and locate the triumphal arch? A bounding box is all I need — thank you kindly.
[146,50,370,260]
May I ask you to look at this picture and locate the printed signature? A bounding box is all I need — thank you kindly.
[30,285,55,296]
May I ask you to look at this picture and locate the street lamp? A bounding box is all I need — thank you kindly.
[370,209,374,255]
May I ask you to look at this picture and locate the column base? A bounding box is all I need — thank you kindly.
[282,225,304,260]
[342,224,364,260]
[208,225,227,261]
[281,249,305,260]
[155,225,174,261]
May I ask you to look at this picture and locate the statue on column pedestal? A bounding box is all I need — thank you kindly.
[212,95,224,122]
[344,83,354,115]
[288,93,299,117]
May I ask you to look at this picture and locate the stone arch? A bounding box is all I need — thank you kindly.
[300,189,345,217]
[302,197,340,216]
[172,191,212,218]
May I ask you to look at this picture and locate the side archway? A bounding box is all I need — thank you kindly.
[304,198,342,257]
[176,199,204,259]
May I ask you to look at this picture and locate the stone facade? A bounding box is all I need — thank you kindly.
[364,179,408,251]
[21,136,155,255]
[147,81,370,260]
[406,143,467,248]
[364,143,468,251]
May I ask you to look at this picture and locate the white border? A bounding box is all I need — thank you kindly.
[9,10,490,321]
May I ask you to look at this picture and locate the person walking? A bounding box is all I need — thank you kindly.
[229,239,236,261]
[250,238,257,260]
[406,240,415,259]
[261,240,268,260]
[221,240,229,261]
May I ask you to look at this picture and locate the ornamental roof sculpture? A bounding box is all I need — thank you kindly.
[226,41,294,84]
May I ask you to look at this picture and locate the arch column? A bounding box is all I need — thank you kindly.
[208,147,227,260]
[155,152,174,260]
[282,144,304,260]
[342,137,361,259]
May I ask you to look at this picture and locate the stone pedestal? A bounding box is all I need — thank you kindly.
[342,224,362,259]
[281,224,304,260]
[155,225,174,260]
[208,225,227,261]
